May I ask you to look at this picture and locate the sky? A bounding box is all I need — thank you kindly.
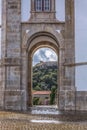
[0,0,87,90]
[33,48,57,66]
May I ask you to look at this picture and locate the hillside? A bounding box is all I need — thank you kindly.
[33,61,58,91]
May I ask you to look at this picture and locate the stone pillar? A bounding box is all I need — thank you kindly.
[31,0,35,11]
[27,53,33,107]
[51,0,56,19]
[65,0,75,88]
[59,0,76,111]
[51,0,55,12]
[0,0,25,110]
[0,0,8,109]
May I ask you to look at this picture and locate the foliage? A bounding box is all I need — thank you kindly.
[34,86,41,91]
[50,86,57,105]
[32,62,58,91]
[33,97,40,105]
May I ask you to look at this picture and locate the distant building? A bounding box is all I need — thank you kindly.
[35,61,58,69]
[32,91,51,105]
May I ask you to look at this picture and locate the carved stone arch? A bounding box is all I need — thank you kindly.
[23,29,64,49]
[29,41,58,57]
[26,32,60,107]
[1,0,77,111]
[27,32,59,52]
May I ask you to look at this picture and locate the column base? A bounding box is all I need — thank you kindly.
[58,86,76,111]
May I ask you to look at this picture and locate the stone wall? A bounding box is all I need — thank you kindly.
[59,91,87,111]
[0,0,77,111]
[76,91,87,111]
[0,0,26,110]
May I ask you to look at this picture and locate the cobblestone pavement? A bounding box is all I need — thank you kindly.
[0,111,87,130]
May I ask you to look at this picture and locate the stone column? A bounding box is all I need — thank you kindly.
[0,0,24,110]
[27,53,33,107]
[65,0,75,88]
[51,0,55,12]
[59,0,76,111]
[51,0,56,19]
[31,0,35,11]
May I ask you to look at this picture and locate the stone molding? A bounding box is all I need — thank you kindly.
[0,58,21,66]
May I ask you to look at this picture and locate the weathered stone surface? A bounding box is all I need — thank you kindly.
[76,91,87,111]
[0,0,86,111]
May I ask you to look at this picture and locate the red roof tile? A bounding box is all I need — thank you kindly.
[32,91,51,95]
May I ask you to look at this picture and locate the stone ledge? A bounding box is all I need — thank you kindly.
[0,57,21,66]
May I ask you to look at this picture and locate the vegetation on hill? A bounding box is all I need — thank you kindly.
[32,62,58,91]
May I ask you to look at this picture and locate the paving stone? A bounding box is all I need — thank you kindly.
[0,111,87,130]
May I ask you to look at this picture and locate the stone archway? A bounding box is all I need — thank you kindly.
[26,32,60,107]
[0,0,77,111]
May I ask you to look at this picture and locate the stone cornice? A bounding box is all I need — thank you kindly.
[0,57,21,66]
[21,21,65,25]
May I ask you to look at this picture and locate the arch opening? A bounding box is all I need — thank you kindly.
[32,47,58,106]
[27,34,60,108]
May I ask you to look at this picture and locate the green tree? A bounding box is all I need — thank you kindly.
[33,97,40,105]
[34,85,41,91]
[50,86,57,105]
[32,62,58,91]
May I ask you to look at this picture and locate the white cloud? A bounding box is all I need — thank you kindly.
[45,50,52,57]
[45,50,57,61]
[33,48,57,66]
